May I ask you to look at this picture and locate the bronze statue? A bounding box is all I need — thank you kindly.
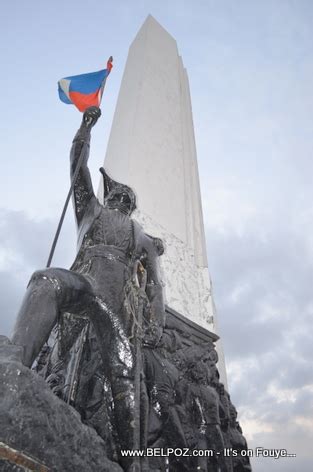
[229,403,252,472]
[176,350,227,472]
[7,106,252,472]
[12,106,166,472]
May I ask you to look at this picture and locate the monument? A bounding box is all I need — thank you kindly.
[102,15,227,384]
[0,16,251,472]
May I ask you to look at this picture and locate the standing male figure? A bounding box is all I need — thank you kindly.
[176,351,227,472]
[12,106,166,472]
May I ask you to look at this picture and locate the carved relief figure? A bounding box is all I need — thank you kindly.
[175,350,227,472]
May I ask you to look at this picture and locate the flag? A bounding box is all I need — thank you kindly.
[58,57,113,112]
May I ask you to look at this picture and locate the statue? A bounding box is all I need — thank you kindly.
[4,106,252,472]
[11,106,166,472]
[143,330,188,471]
[175,348,227,472]
[215,382,234,472]
[228,403,252,472]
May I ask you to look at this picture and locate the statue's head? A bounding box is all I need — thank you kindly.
[100,167,137,215]
[188,360,207,383]
[104,184,137,215]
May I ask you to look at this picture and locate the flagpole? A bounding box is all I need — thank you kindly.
[48,56,113,268]
[46,142,87,268]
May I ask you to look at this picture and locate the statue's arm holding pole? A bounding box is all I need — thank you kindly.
[46,107,100,267]
[70,107,101,226]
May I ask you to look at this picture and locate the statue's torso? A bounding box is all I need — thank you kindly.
[81,207,134,253]
[179,381,220,427]
[71,205,137,281]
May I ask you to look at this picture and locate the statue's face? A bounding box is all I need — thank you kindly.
[189,362,206,382]
[105,188,134,215]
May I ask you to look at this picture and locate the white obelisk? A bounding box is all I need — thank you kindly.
[101,15,227,385]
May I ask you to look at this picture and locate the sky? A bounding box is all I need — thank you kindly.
[1,1,313,471]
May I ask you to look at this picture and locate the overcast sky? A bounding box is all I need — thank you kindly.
[1,1,313,471]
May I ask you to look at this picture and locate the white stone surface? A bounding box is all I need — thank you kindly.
[100,15,227,386]
[133,209,214,328]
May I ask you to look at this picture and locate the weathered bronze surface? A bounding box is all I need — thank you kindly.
[8,107,251,472]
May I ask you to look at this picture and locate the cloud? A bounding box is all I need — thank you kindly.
[0,208,76,336]
[203,176,313,471]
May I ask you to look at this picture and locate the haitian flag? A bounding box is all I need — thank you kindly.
[58,57,113,112]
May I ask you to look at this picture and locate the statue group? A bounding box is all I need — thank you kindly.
[9,107,251,472]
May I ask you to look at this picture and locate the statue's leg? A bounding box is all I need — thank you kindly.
[140,376,149,450]
[89,296,139,471]
[87,259,147,471]
[208,424,229,472]
[11,268,94,367]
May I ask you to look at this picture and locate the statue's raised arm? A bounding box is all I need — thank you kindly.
[70,106,101,226]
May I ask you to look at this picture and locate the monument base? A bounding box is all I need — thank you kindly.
[0,336,122,472]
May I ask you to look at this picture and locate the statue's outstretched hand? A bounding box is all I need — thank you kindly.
[83,106,101,128]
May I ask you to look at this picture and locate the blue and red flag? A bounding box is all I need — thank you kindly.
[58,57,113,112]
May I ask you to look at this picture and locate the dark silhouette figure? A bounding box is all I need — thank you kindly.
[12,106,165,472]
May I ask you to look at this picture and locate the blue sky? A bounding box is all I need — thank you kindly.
[1,1,313,471]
